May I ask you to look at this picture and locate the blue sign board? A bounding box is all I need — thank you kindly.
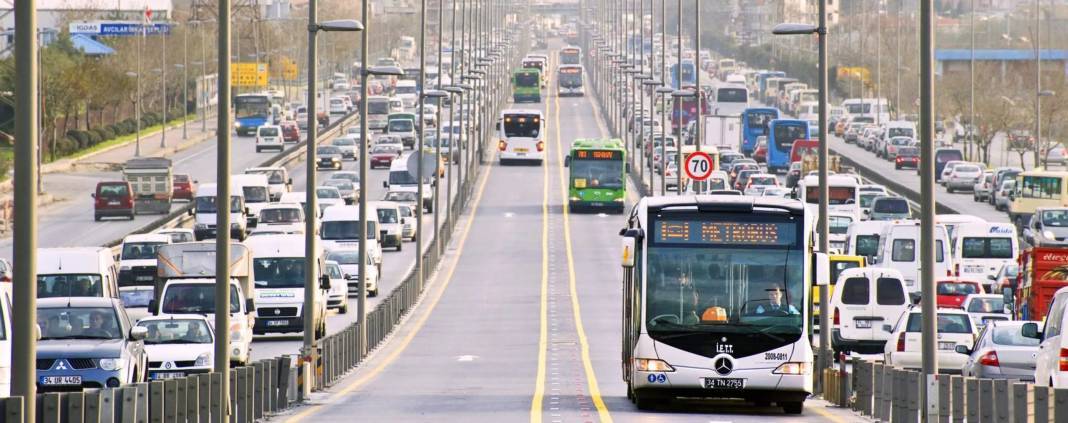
[69,21,172,37]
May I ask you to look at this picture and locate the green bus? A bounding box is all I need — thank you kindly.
[566,138,627,212]
[512,68,542,103]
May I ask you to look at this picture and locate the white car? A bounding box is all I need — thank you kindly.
[884,306,977,373]
[255,125,284,152]
[329,96,348,115]
[945,163,983,193]
[137,315,214,380]
[331,135,359,160]
[1027,285,1068,387]
[315,186,346,213]
[961,294,1011,330]
[326,249,380,297]
[256,203,306,234]
[324,260,349,314]
[397,203,416,241]
[154,228,196,244]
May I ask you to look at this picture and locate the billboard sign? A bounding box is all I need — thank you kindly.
[69,21,172,36]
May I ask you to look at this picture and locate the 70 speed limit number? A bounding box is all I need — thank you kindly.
[683,151,714,181]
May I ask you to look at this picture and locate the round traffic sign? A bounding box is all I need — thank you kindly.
[683,151,714,181]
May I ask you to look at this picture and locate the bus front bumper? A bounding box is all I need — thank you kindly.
[633,365,812,402]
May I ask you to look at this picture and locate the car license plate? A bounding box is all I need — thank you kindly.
[136,275,154,281]
[151,372,185,380]
[938,342,956,350]
[108,201,120,206]
[41,376,82,385]
[267,320,289,327]
[515,148,529,153]
[704,378,745,389]
[855,319,872,329]
[964,265,984,274]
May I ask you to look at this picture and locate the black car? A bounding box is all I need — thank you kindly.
[36,297,148,391]
[316,146,343,170]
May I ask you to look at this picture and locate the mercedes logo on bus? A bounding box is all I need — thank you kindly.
[712,355,734,376]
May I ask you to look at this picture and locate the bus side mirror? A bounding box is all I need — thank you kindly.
[1021,322,1041,339]
[620,228,643,269]
[564,156,570,167]
[814,252,830,286]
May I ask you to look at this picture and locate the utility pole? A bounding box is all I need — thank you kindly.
[417,0,427,292]
[358,0,371,358]
[919,0,939,419]
[215,0,233,417]
[303,0,320,395]
[12,0,39,419]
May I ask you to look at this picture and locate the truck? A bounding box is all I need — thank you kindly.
[1009,247,1068,321]
[123,157,173,214]
[700,115,742,151]
[149,242,257,365]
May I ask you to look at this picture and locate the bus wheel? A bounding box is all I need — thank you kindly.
[782,401,804,415]
[633,392,661,411]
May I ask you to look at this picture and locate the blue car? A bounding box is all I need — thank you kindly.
[36,297,148,391]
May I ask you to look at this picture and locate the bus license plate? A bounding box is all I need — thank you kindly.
[267,320,289,327]
[704,378,745,389]
[938,342,956,350]
[855,319,872,329]
[41,376,82,386]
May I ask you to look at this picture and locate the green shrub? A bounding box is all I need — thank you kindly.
[121,119,138,133]
[66,130,88,148]
[108,124,125,137]
[86,130,102,146]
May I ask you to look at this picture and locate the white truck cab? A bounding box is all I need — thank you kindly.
[190,183,249,241]
[244,234,331,337]
[319,205,383,272]
[232,174,272,228]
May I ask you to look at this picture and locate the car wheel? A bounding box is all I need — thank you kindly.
[781,401,804,415]
[397,243,403,252]
[973,193,978,202]
[94,215,101,222]
[947,187,953,193]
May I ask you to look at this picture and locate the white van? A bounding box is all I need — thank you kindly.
[395,80,418,109]
[953,222,1019,292]
[384,155,434,211]
[244,234,330,336]
[883,121,916,144]
[827,212,855,254]
[366,96,391,131]
[0,283,12,397]
[846,220,891,261]
[829,267,910,355]
[799,174,862,222]
[873,221,953,292]
[936,214,986,249]
[256,203,306,234]
[232,174,271,228]
[369,201,403,251]
[156,278,254,365]
[244,167,292,201]
[117,233,171,286]
[319,205,383,272]
[191,183,249,241]
[36,247,119,298]
[255,125,284,152]
[1026,286,1068,387]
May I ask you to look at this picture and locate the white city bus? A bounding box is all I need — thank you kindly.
[496,109,545,165]
[620,195,828,414]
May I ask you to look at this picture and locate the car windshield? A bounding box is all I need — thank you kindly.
[316,188,340,199]
[37,274,104,297]
[389,120,414,132]
[372,146,397,154]
[195,196,242,214]
[260,208,301,224]
[967,297,1006,313]
[318,146,340,155]
[873,198,909,214]
[906,313,972,334]
[333,138,355,146]
[854,234,880,257]
[961,237,1014,259]
[160,284,241,314]
[324,180,353,191]
[955,165,980,173]
[571,158,624,190]
[330,173,360,183]
[645,213,804,348]
[327,250,366,265]
[247,169,285,184]
[368,101,390,114]
[122,242,165,260]
[937,282,980,296]
[253,258,306,288]
[385,191,419,202]
[38,307,122,340]
[97,183,129,197]
[139,319,213,344]
[503,115,541,138]
[829,216,852,235]
[242,186,269,203]
[991,325,1040,346]
[321,221,377,240]
[119,288,154,307]
[259,127,280,137]
[859,193,880,208]
[377,208,399,223]
[160,231,194,243]
[1042,210,1068,227]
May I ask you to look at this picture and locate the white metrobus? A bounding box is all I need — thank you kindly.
[497,109,545,165]
[620,195,828,414]
[798,174,862,223]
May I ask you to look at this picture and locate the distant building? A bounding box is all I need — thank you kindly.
[0,0,173,53]
[936,48,1068,83]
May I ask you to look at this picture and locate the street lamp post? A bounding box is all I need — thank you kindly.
[642,77,660,193]
[126,71,142,156]
[774,8,830,382]
[670,89,693,194]
[655,86,673,195]
[304,17,363,394]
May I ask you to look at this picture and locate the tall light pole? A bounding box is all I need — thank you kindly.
[919,0,939,418]
[671,89,693,194]
[1033,0,1042,168]
[215,0,233,415]
[656,86,672,195]
[305,17,363,394]
[774,2,830,381]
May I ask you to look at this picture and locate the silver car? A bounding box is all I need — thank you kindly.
[994,179,1016,211]
[945,163,983,193]
[957,321,1038,381]
[973,172,995,202]
[1023,207,1068,247]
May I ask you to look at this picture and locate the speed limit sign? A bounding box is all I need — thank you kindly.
[683,151,714,181]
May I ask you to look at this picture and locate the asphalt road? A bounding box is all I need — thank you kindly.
[281,54,855,422]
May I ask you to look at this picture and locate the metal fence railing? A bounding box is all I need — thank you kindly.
[821,357,1068,422]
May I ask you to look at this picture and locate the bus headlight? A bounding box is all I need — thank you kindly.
[635,358,675,372]
[234,121,242,128]
[772,362,808,375]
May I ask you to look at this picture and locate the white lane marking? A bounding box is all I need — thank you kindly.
[455,355,479,362]
[505,212,515,218]
[597,213,607,218]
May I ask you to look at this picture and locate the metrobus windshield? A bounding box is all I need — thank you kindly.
[515,72,540,87]
[560,50,581,65]
[571,152,624,190]
[503,115,541,138]
[235,96,270,119]
[558,69,583,88]
[644,212,804,353]
[745,111,775,133]
[773,124,808,150]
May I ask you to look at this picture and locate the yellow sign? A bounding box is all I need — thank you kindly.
[232,62,269,87]
[837,66,871,84]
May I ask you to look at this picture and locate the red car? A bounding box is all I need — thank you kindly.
[280,121,300,142]
[753,140,768,163]
[172,174,195,201]
[370,145,402,169]
[935,279,983,309]
[895,146,919,170]
[93,181,135,221]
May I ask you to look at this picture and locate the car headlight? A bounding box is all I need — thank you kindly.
[234,122,242,128]
[230,323,243,342]
[1044,230,1056,240]
[119,265,131,271]
[194,352,211,367]
[231,223,242,230]
[98,358,122,371]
